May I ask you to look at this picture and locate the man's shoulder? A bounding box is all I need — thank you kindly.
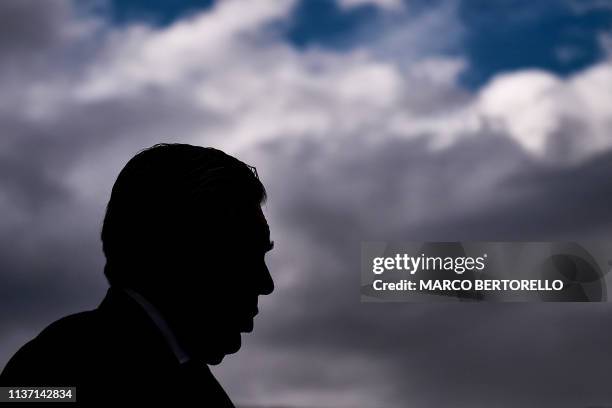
[41,309,100,339]
[0,288,181,387]
[0,310,103,385]
[34,309,102,350]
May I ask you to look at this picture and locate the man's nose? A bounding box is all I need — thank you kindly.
[259,264,274,295]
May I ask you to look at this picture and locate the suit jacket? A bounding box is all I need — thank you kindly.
[0,287,236,406]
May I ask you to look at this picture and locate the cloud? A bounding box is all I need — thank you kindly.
[0,0,71,57]
[1,0,612,407]
[336,0,404,11]
[68,0,612,164]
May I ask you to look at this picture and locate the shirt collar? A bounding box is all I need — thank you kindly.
[122,287,191,364]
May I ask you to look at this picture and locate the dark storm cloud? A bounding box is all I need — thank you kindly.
[0,2,98,353]
[0,0,70,56]
[411,149,612,241]
[0,0,102,82]
[224,134,612,407]
[253,132,612,348]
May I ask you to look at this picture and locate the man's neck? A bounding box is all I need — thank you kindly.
[122,287,191,364]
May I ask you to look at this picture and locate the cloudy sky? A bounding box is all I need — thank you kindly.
[1,0,612,406]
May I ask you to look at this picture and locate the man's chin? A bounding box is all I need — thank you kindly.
[203,332,242,365]
[225,331,242,354]
[206,353,225,365]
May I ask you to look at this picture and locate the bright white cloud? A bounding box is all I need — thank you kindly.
[56,0,612,166]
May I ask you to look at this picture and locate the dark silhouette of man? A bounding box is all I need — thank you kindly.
[0,143,275,405]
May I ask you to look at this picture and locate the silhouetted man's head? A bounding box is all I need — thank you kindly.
[101,143,274,364]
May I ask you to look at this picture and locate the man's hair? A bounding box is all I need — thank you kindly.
[100,143,267,287]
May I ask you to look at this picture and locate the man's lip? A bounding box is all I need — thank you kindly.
[238,308,258,333]
[240,319,254,333]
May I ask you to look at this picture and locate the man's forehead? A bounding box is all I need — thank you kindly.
[253,205,270,239]
[230,203,269,236]
[191,201,269,241]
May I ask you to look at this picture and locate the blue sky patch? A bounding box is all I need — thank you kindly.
[100,0,612,89]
